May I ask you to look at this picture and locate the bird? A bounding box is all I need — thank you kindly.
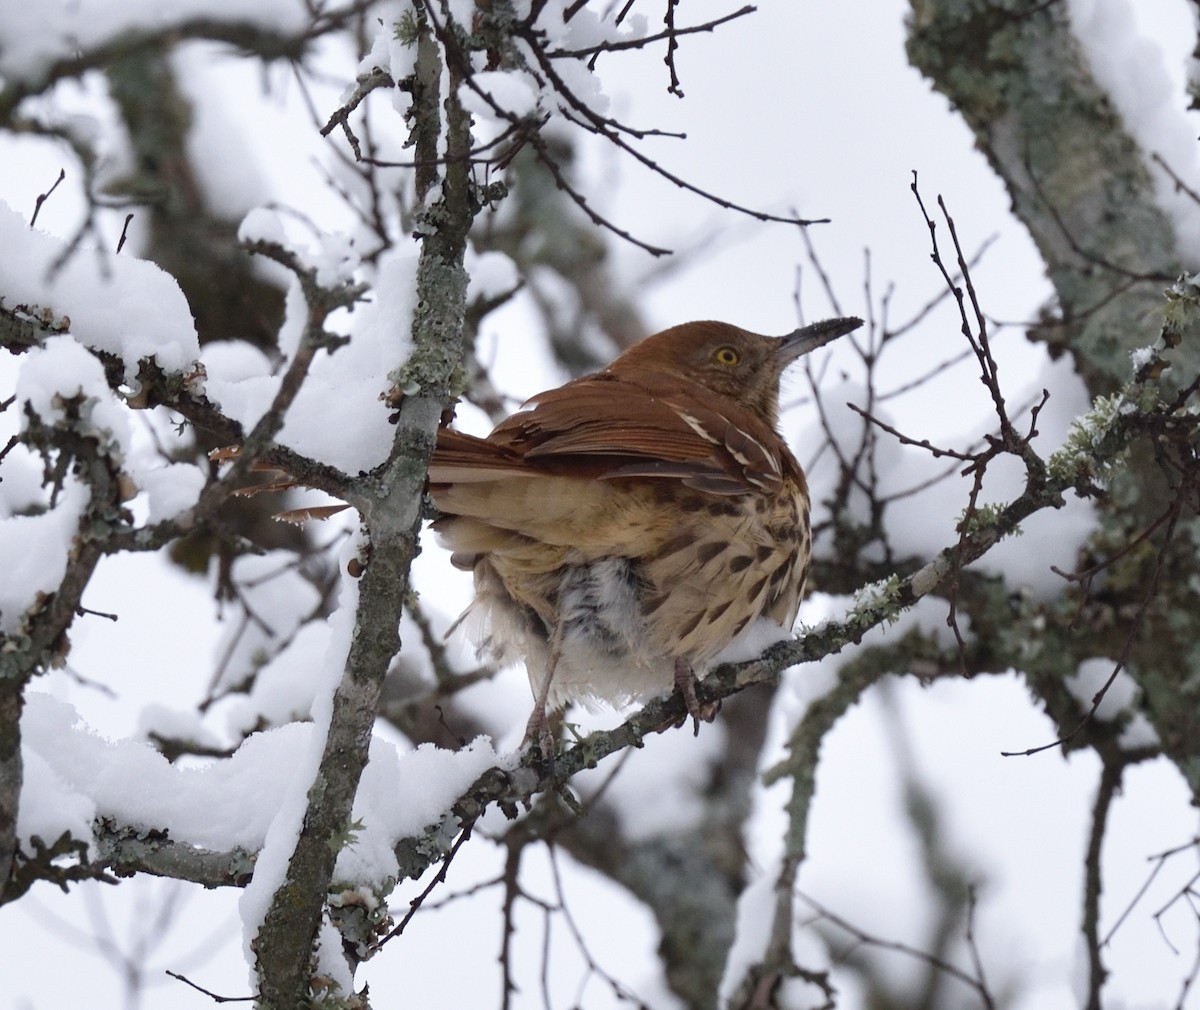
[427,316,862,749]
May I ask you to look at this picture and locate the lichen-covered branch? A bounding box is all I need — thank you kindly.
[906,0,1187,391]
[0,414,134,901]
[250,9,479,1005]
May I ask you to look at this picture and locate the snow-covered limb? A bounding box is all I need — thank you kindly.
[0,3,325,122]
[8,680,506,901]
[0,201,200,377]
[0,351,151,900]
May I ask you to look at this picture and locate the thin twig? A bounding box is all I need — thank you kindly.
[799,891,997,1009]
[377,825,474,947]
[165,970,257,1003]
[30,169,65,229]
[1082,760,1124,1010]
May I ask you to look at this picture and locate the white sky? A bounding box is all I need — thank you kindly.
[2,2,1200,1009]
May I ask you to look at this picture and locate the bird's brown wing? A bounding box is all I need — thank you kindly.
[430,372,792,496]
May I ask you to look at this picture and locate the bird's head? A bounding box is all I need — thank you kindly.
[607,317,862,427]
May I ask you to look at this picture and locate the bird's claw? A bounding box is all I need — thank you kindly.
[522,704,558,767]
[674,659,721,734]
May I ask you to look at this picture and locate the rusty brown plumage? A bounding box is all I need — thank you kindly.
[428,317,861,746]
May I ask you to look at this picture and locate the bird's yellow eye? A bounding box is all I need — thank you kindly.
[712,346,740,367]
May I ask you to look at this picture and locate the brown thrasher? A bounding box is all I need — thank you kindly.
[428,317,861,747]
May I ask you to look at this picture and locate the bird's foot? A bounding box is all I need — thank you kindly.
[522,702,558,763]
[673,658,721,736]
